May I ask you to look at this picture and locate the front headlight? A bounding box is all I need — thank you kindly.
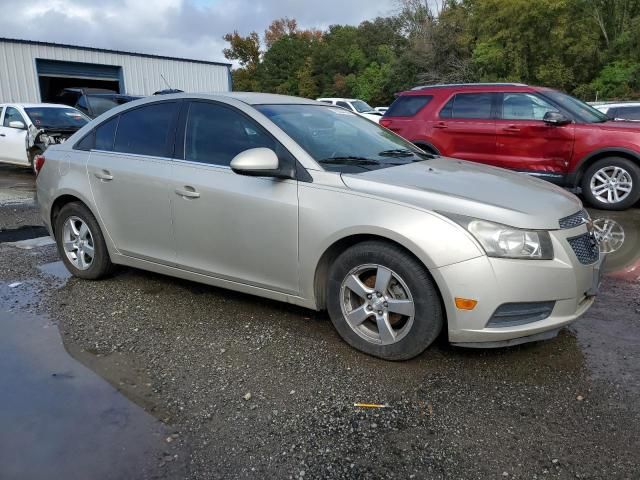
[445,215,554,260]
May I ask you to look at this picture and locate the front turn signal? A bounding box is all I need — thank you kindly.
[455,297,478,310]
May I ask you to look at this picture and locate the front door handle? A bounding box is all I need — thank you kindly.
[175,186,200,199]
[94,170,113,181]
[0,133,5,137]
[433,122,448,129]
[502,126,520,132]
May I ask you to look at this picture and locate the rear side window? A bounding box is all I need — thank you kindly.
[184,102,277,167]
[611,106,640,120]
[386,95,433,117]
[113,102,178,157]
[440,93,494,119]
[95,117,119,151]
[336,101,351,110]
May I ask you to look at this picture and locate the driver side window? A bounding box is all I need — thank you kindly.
[502,93,559,121]
[184,101,280,167]
[3,107,25,128]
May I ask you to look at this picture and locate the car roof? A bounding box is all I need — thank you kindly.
[398,83,545,96]
[0,103,79,109]
[316,97,360,102]
[593,101,640,108]
[63,88,116,94]
[124,92,323,106]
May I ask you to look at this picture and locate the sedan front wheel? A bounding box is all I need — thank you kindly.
[327,241,443,360]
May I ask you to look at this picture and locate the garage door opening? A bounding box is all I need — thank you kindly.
[36,59,123,103]
[38,77,121,102]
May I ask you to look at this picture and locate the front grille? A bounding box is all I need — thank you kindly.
[567,232,600,265]
[559,209,588,229]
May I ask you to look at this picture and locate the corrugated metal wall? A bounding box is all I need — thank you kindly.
[0,39,231,102]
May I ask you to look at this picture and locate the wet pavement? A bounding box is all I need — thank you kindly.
[0,164,639,479]
[0,308,185,480]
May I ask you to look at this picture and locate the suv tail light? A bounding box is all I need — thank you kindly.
[380,118,392,128]
[34,154,46,175]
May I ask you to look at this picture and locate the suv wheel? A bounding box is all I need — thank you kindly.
[581,157,640,210]
[327,241,443,360]
[54,202,114,279]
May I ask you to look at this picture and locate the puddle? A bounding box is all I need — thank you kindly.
[587,208,640,283]
[0,306,185,479]
[38,261,72,281]
[0,225,49,243]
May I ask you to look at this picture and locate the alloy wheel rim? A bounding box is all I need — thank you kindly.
[339,264,415,345]
[62,216,95,270]
[592,218,625,254]
[590,166,633,204]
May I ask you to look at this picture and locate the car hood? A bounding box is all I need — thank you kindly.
[341,157,582,230]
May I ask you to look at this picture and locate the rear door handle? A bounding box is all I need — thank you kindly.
[175,186,200,199]
[433,122,448,129]
[0,133,5,137]
[503,126,520,132]
[94,170,113,181]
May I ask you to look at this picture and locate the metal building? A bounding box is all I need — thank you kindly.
[0,38,232,103]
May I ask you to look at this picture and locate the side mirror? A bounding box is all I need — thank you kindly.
[8,120,26,130]
[230,148,294,179]
[543,111,571,126]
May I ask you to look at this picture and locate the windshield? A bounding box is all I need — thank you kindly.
[24,107,89,130]
[543,91,609,123]
[256,104,431,173]
[86,95,138,117]
[351,100,375,113]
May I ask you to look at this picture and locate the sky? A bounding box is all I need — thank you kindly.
[0,0,395,63]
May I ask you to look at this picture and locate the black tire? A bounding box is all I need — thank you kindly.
[581,157,640,211]
[326,240,443,361]
[54,202,114,280]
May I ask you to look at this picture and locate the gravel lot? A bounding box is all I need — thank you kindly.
[1,165,639,479]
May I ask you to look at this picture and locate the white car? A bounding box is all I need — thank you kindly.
[316,98,383,123]
[374,106,389,114]
[592,102,640,122]
[0,103,89,170]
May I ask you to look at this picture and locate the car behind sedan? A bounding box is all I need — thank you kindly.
[0,103,89,171]
[36,93,602,360]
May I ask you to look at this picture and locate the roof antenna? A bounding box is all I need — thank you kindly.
[160,73,172,90]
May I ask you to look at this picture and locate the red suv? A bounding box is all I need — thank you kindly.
[380,83,640,210]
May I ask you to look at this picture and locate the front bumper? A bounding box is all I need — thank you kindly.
[431,225,602,346]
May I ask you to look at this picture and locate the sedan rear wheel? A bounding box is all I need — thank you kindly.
[54,202,114,279]
[327,241,443,360]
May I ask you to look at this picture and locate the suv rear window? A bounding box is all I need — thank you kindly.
[386,95,433,117]
[440,93,494,119]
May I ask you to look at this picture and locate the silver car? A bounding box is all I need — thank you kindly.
[37,93,602,360]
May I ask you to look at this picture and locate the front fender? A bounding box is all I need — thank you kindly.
[298,182,483,306]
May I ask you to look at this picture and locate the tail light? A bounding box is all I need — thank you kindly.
[379,118,392,128]
[34,154,46,175]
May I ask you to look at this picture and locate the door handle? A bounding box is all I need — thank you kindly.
[433,122,448,129]
[0,133,5,137]
[175,186,200,199]
[94,170,113,181]
[502,126,520,132]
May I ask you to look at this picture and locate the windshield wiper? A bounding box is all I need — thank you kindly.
[378,148,416,157]
[319,156,379,165]
[378,148,435,160]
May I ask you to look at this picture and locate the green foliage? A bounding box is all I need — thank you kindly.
[223,0,640,102]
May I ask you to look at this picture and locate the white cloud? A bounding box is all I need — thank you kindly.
[0,0,394,63]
